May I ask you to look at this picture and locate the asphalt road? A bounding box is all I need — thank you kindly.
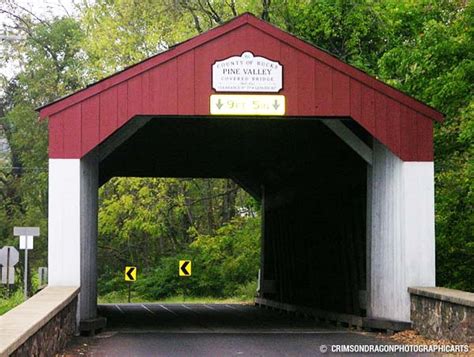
[61,303,402,356]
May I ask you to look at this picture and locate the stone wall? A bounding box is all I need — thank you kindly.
[409,287,473,343]
[10,296,77,357]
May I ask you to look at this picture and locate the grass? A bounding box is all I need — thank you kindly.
[98,280,258,304]
[0,290,24,315]
[98,291,254,304]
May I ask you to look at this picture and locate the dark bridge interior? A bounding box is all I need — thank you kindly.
[99,117,368,316]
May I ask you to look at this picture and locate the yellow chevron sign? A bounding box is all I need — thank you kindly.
[124,266,137,281]
[179,260,191,276]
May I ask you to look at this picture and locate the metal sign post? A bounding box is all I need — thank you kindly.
[7,248,9,291]
[124,266,137,303]
[24,238,28,300]
[38,267,48,288]
[13,227,40,300]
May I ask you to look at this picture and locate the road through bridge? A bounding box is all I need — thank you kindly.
[61,303,394,356]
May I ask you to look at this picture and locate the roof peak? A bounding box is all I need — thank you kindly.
[38,12,443,122]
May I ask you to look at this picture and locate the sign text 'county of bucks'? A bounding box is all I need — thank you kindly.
[212,52,283,93]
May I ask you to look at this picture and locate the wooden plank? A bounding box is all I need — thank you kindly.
[141,71,151,114]
[81,96,100,155]
[194,39,219,115]
[274,210,284,302]
[242,25,281,59]
[149,66,161,113]
[350,78,362,121]
[177,50,195,115]
[400,107,418,161]
[385,98,401,158]
[348,197,361,315]
[99,86,118,141]
[374,92,388,147]
[281,210,292,302]
[339,199,352,313]
[416,113,434,161]
[48,114,63,158]
[62,105,82,158]
[280,44,298,116]
[332,70,350,116]
[314,60,332,116]
[150,59,178,114]
[322,120,373,165]
[127,76,142,118]
[361,85,376,134]
[117,81,128,126]
[297,52,315,115]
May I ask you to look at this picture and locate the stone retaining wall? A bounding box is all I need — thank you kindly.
[10,296,77,357]
[0,286,79,357]
[409,287,473,342]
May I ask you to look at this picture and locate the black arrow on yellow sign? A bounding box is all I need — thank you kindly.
[179,260,191,276]
[125,266,137,281]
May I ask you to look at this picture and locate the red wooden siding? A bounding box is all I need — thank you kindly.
[39,13,442,161]
[81,96,100,155]
[314,60,332,115]
[280,44,298,116]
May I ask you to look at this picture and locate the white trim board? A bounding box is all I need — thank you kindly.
[322,120,372,165]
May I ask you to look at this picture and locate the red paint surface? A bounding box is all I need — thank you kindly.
[81,96,100,155]
[40,13,442,160]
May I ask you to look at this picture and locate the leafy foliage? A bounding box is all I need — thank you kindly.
[377,0,474,290]
[269,0,391,73]
[99,216,260,300]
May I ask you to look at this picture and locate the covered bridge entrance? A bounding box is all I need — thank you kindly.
[38,14,443,329]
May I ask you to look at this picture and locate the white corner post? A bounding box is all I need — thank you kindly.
[48,151,99,322]
[368,140,435,322]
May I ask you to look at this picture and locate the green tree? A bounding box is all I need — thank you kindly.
[0,6,86,295]
[267,0,392,73]
[377,0,473,291]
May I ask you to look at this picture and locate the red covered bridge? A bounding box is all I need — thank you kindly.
[38,13,442,331]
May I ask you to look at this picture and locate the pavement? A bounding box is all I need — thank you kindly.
[60,303,405,356]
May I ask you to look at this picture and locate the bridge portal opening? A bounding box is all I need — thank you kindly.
[94,116,368,317]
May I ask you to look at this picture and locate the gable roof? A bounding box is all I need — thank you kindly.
[38,13,443,161]
[38,13,443,121]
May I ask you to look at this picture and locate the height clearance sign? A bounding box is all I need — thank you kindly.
[211,95,285,115]
[211,51,285,116]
